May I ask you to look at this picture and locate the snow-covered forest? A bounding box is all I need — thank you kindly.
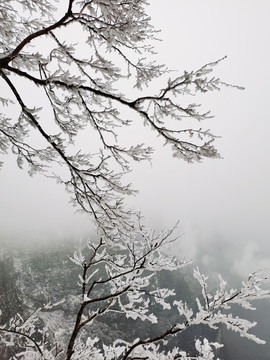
[0,0,270,359]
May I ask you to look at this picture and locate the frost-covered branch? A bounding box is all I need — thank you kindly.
[63,225,269,360]
[0,0,241,239]
[66,221,188,359]
[0,301,64,359]
[1,234,269,359]
[1,2,268,360]
[174,268,270,345]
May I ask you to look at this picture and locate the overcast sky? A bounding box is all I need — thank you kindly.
[136,0,270,280]
[1,0,270,284]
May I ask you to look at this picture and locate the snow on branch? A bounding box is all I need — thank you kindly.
[0,1,268,360]
[173,268,270,345]
[1,233,269,359]
[0,0,242,239]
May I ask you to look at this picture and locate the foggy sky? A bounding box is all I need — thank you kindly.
[134,0,270,280]
[0,0,270,284]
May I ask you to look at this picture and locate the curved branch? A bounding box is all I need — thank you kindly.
[0,0,75,68]
[0,327,44,356]
[121,324,186,360]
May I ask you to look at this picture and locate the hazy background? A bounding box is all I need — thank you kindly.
[1,0,269,277]
[0,0,269,291]
[134,0,270,282]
